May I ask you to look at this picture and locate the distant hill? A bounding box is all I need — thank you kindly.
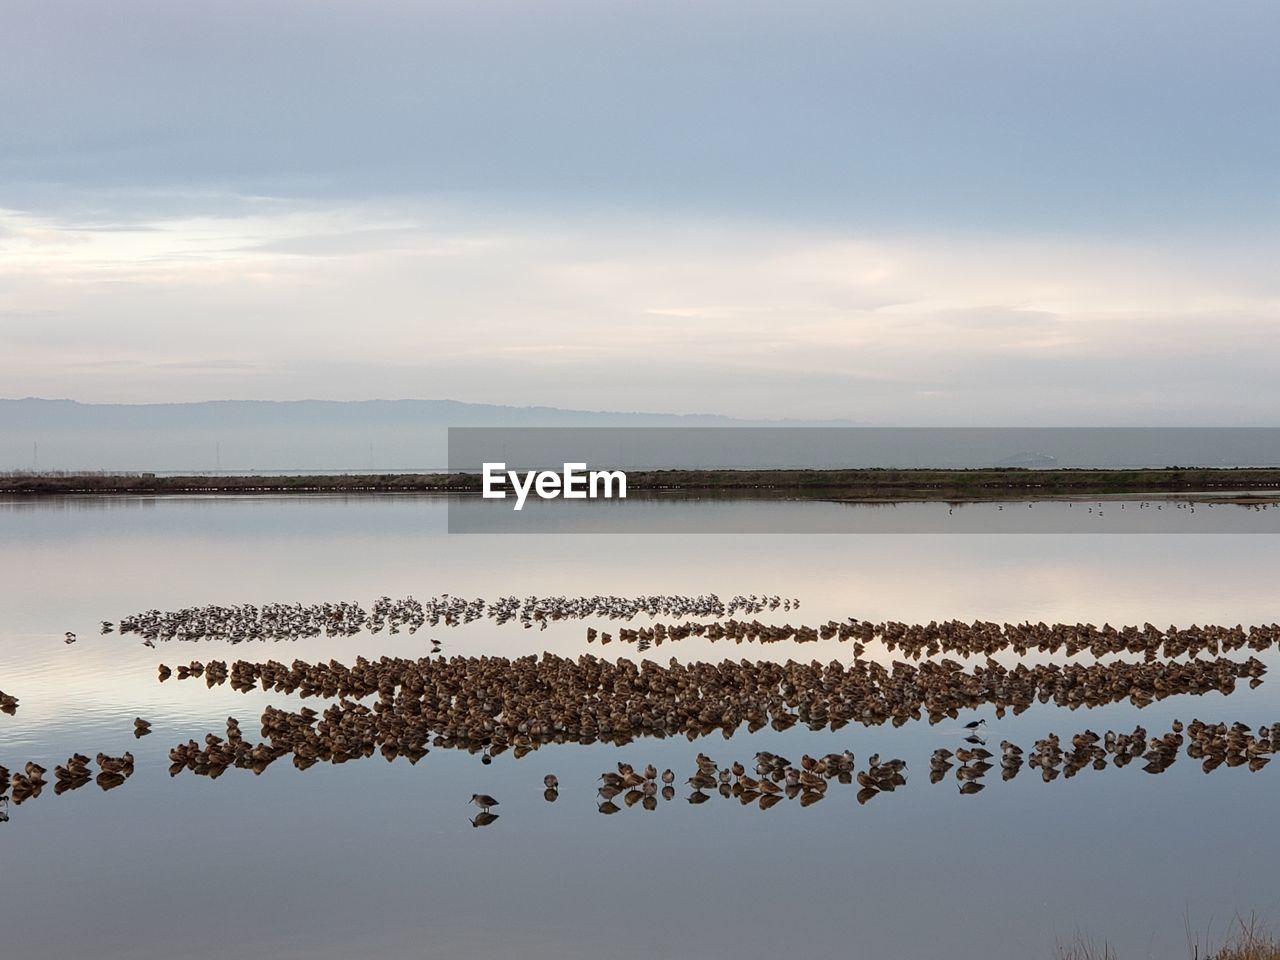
[0,398,855,472]
[4,399,1280,472]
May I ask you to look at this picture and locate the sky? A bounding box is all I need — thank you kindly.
[2,0,1278,423]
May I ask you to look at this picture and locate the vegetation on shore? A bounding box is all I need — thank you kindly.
[1056,915,1280,960]
[3,466,1280,499]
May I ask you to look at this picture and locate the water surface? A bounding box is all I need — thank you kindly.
[2,495,1278,960]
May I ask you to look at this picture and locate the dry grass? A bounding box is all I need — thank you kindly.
[1200,915,1280,960]
[1055,932,1117,960]
[1057,915,1280,960]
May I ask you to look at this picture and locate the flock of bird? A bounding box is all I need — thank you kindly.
[2,751,136,805]
[0,706,148,810]
[930,717,1279,795]
[116,594,800,644]
[594,760,674,812]
[108,592,1279,674]
[591,618,1280,660]
[475,717,1280,826]
[5,590,1278,832]
[680,749,902,808]
[167,714,298,777]
[569,718,1280,816]
[155,652,1265,774]
[5,715,1275,820]
[590,750,878,812]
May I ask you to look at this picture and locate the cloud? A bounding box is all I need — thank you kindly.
[1,3,1275,430]
[4,1,1279,236]
[152,358,258,371]
[0,194,1277,422]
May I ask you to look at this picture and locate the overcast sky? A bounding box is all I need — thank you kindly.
[3,1,1278,423]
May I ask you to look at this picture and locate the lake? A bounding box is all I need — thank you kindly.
[2,494,1278,960]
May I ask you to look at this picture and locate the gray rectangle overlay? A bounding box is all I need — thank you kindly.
[446,427,1280,533]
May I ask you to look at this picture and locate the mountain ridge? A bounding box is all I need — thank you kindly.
[0,398,857,471]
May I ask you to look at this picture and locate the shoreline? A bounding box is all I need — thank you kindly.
[4,467,1280,502]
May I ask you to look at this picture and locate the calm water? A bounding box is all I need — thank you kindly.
[2,494,1279,960]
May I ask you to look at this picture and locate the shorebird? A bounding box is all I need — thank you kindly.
[145,639,1269,788]
[469,793,498,812]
